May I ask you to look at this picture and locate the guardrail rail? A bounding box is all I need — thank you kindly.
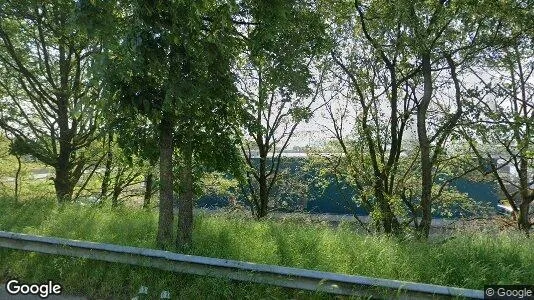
[0,231,484,299]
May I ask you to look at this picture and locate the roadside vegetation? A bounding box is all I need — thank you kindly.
[0,196,532,298]
[0,0,532,298]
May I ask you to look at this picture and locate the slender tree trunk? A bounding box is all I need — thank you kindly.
[374,185,400,234]
[417,54,433,239]
[363,109,399,234]
[514,45,532,233]
[517,198,531,233]
[177,142,194,248]
[111,168,121,208]
[111,186,121,208]
[516,118,531,232]
[518,157,532,232]
[257,149,269,218]
[157,114,174,249]
[418,142,433,238]
[376,193,392,233]
[255,68,270,219]
[259,175,268,218]
[14,154,21,201]
[101,133,113,199]
[143,172,153,209]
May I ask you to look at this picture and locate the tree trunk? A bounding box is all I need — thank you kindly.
[517,199,531,232]
[418,143,433,238]
[111,167,122,208]
[111,186,121,208]
[417,54,433,239]
[143,172,153,209]
[156,115,174,249]
[54,108,74,203]
[258,175,268,218]
[378,195,393,233]
[177,142,194,248]
[54,42,75,204]
[375,185,400,234]
[518,188,533,233]
[101,133,113,199]
[257,150,269,218]
[54,154,73,203]
[14,154,21,201]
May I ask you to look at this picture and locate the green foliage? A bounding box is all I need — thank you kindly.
[95,136,151,206]
[88,0,244,178]
[244,0,330,94]
[269,166,311,211]
[0,134,57,199]
[0,135,21,180]
[319,0,528,235]
[305,141,489,228]
[237,0,329,124]
[198,172,239,198]
[235,0,330,217]
[97,0,240,124]
[0,0,104,202]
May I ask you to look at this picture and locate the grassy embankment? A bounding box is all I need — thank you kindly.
[0,196,532,299]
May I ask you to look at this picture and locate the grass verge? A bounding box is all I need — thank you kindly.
[0,196,532,299]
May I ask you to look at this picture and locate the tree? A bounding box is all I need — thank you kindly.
[397,0,494,238]
[348,0,511,238]
[322,0,509,236]
[0,0,102,202]
[173,57,242,247]
[403,0,531,237]
[236,0,328,218]
[327,0,421,233]
[89,0,240,248]
[462,37,533,232]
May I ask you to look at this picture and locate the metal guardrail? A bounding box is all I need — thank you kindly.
[0,231,484,299]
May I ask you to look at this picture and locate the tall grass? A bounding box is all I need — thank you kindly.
[0,196,532,299]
